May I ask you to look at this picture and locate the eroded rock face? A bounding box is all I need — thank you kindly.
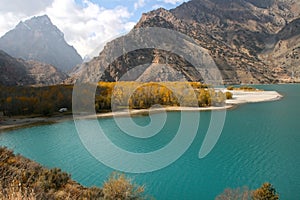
[0,50,33,86]
[260,18,300,82]
[71,0,300,84]
[25,60,68,85]
[0,50,68,86]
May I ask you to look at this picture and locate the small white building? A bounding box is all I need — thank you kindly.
[59,108,68,113]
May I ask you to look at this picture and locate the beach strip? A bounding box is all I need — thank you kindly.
[0,90,283,132]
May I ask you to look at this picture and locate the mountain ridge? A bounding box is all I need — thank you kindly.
[71,0,300,84]
[0,50,68,86]
[0,15,82,73]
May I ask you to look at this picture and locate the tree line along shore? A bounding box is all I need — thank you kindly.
[0,82,234,117]
[0,82,282,199]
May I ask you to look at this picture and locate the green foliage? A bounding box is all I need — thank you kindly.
[252,183,279,200]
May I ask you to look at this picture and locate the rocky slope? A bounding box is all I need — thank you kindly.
[0,50,34,86]
[0,50,68,86]
[260,17,300,81]
[0,15,82,73]
[169,0,300,82]
[72,0,300,84]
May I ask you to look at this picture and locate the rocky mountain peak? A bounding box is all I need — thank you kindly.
[16,15,59,33]
[19,15,51,26]
[0,15,82,73]
[71,0,300,84]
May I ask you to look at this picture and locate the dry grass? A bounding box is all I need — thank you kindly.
[103,172,145,200]
[0,147,149,200]
[0,183,36,200]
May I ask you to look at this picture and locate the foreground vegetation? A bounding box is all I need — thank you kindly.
[227,85,262,91]
[0,82,232,116]
[0,147,280,199]
[0,147,147,200]
[216,183,279,200]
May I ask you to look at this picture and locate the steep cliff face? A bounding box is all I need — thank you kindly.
[0,15,82,73]
[170,0,299,53]
[134,7,272,84]
[0,50,34,86]
[24,60,68,85]
[72,0,300,84]
[259,18,300,82]
[0,50,68,86]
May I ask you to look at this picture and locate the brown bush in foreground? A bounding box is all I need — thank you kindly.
[103,172,145,200]
[216,183,279,200]
[215,186,252,200]
[0,183,36,200]
[252,183,279,200]
[0,147,148,200]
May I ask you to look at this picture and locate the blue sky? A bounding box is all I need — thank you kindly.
[0,0,189,57]
[75,0,188,24]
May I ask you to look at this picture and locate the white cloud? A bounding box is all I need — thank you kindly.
[0,0,54,37]
[134,0,146,10]
[0,0,135,57]
[0,0,189,58]
[161,0,187,5]
[0,12,25,36]
[42,0,135,57]
[152,4,165,9]
[0,0,53,15]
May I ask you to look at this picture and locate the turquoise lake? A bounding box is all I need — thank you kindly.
[0,84,299,199]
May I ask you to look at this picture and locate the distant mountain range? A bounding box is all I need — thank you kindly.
[1,1,299,86]
[0,15,82,73]
[72,0,300,84]
[0,50,67,86]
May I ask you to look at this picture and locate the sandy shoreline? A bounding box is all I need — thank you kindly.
[0,90,283,132]
[0,114,74,132]
[224,90,283,104]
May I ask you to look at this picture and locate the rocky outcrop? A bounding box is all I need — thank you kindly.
[0,50,68,86]
[0,50,34,86]
[71,0,300,84]
[25,60,68,85]
[259,17,300,82]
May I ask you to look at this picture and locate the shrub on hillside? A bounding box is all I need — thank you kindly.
[103,172,145,200]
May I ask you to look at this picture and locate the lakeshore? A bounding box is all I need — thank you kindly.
[0,82,298,200]
[0,90,283,132]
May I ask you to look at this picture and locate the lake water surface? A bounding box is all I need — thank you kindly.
[0,84,299,199]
